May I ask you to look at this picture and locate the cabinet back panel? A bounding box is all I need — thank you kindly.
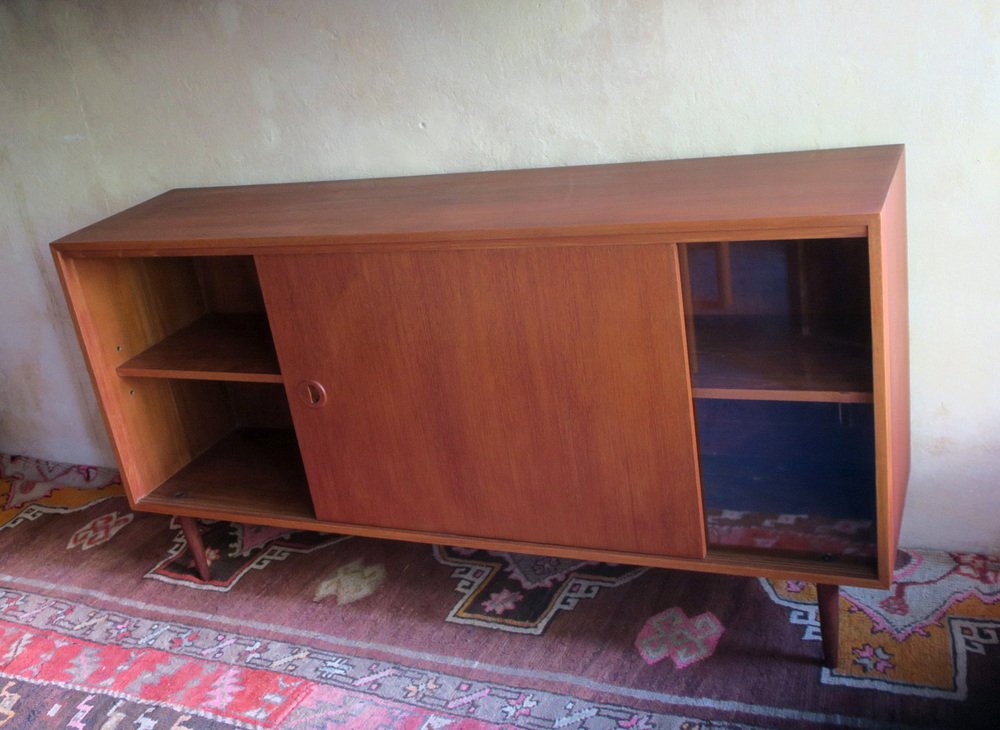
[194,256,267,314]
[226,382,294,430]
[257,245,706,557]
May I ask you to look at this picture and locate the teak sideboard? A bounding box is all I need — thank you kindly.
[52,145,909,667]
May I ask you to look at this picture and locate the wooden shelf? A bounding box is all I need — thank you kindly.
[690,315,873,403]
[139,428,314,520]
[706,546,878,582]
[118,313,282,383]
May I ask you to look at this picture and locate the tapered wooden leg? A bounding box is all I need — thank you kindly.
[178,516,211,582]
[816,583,840,668]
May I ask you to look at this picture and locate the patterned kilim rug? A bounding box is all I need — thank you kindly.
[1,454,998,729]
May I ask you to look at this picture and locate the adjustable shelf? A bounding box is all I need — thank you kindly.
[690,315,873,403]
[117,313,282,383]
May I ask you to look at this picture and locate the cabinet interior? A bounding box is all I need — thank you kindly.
[65,254,312,518]
[116,256,282,382]
[682,238,873,401]
[682,238,877,569]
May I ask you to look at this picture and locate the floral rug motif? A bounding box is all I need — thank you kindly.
[763,549,1000,699]
[433,545,646,634]
[635,607,724,669]
[146,517,350,591]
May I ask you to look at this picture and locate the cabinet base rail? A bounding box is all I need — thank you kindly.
[177,514,841,667]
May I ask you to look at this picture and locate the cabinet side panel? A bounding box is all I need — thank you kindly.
[54,255,234,501]
[870,153,910,582]
[258,245,706,557]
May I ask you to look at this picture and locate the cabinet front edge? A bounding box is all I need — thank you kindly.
[134,498,884,587]
[50,222,868,258]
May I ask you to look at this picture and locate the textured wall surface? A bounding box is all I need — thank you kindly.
[1,0,998,552]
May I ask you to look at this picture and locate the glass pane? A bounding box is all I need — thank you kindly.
[682,238,878,563]
[683,239,872,399]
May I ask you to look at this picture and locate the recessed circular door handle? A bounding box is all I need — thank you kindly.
[298,380,328,408]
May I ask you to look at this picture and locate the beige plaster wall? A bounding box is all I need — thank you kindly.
[1,0,998,552]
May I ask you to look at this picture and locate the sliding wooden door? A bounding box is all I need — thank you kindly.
[257,243,705,557]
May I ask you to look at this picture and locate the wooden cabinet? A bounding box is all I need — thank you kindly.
[52,145,909,666]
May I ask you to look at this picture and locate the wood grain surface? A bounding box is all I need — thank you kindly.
[116,313,281,382]
[257,244,706,557]
[53,146,901,253]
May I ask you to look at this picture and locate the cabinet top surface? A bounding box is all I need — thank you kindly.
[53,145,903,251]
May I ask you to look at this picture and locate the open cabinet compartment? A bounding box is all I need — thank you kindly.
[56,253,313,520]
[682,237,878,571]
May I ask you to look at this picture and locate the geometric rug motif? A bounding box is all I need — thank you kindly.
[0,587,733,730]
[145,517,351,592]
[433,545,647,635]
[634,606,724,668]
[0,455,122,530]
[845,550,1000,639]
[762,549,1000,700]
[66,511,134,550]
